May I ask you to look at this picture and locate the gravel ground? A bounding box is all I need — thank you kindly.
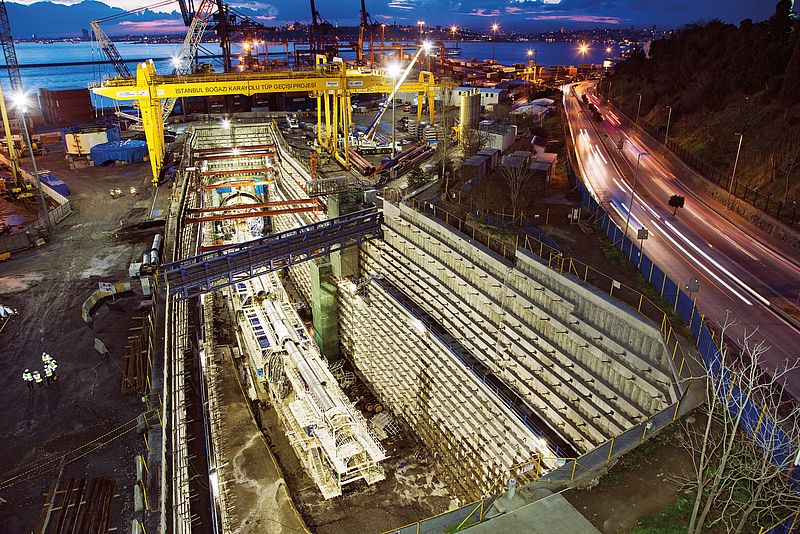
[0,148,164,532]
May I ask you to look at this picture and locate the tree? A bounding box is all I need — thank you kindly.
[669,194,685,216]
[770,128,800,202]
[781,37,800,101]
[460,128,489,160]
[407,167,425,190]
[677,315,800,534]
[497,165,532,220]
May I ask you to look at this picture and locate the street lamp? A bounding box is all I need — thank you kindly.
[417,20,425,41]
[450,25,457,46]
[578,42,589,61]
[386,62,402,158]
[491,23,499,62]
[11,91,52,233]
[606,46,612,54]
[622,151,649,244]
[635,93,642,126]
[727,132,743,210]
[381,23,386,43]
[664,105,672,144]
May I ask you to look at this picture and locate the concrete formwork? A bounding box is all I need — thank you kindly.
[339,278,553,501]
[341,201,676,483]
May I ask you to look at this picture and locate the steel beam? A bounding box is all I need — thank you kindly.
[184,205,322,223]
[161,208,382,299]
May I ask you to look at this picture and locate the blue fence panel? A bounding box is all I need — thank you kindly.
[689,305,704,339]
[768,515,798,534]
[638,253,654,282]
[676,291,695,325]
[649,264,666,297]
[757,416,794,468]
[662,277,679,307]
[735,394,761,435]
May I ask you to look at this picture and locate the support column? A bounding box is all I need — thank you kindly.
[328,193,360,279]
[137,61,165,186]
[310,259,340,361]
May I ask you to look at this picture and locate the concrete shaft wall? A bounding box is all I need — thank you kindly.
[354,202,675,454]
[339,279,550,500]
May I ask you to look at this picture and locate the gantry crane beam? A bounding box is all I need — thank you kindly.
[92,59,437,185]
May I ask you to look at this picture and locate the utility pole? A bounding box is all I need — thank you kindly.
[664,105,672,145]
[15,94,52,233]
[727,132,743,210]
[622,152,649,244]
[635,93,642,126]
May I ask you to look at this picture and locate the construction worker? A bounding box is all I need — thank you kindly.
[32,370,43,388]
[47,360,58,382]
[44,364,54,385]
[42,352,52,365]
[23,369,34,390]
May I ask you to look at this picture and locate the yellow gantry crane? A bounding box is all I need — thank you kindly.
[92,57,438,185]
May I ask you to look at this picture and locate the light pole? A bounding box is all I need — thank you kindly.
[491,23,499,62]
[387,63,401,158]
[381,24,386,44]
[12,92,52,233]
[727,132,743,210]
[450,25,457,47]
[417,20,425,42]
[635,93,642,126]
[622,151,649,244]
[664,105,672,145]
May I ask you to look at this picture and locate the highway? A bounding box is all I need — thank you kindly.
[564,81,800,397]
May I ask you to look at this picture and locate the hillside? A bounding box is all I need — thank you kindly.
[602,1,800,203]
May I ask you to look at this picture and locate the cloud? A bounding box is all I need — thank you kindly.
[525,14,623,24]
[504,7,523,14]
[465,8,500,17]
[117,19,187,32]
[387,0,415,10]
[228,1,278,16]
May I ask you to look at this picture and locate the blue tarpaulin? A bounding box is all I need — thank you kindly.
[38,171,69,197]
[90,140,148,165]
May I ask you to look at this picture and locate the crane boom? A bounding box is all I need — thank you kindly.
[91,21,133,78]
[0,0,21,92]
[161,0,217,119]
[364,45,428,140]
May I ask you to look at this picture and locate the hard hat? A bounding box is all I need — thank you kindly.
[25,368,29,372]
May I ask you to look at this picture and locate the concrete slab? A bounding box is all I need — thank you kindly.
[465,493,601,534]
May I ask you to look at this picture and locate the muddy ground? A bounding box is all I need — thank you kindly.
[0,147,162,532]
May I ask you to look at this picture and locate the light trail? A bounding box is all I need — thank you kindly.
[662,220,771,307]
[649,219,753,306]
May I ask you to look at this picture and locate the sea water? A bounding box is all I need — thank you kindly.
[2,39,613,97]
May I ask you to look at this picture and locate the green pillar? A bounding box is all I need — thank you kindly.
[310,193,364,360]
[310,259,340,360]
[328,192,361,279]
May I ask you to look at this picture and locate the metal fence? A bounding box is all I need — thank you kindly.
[0,199,72,254]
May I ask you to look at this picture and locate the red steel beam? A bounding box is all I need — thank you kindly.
[194,144,276,154]
[184,205,322,223]
[201,180,273,190]
[200,167,273,177]
[187,199,318,213]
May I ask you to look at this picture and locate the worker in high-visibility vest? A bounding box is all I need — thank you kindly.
[47,360,58,381]
[44,365,54,385]
[42,352,53,365]
[23,369,34,390]
[32,370,43,387]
